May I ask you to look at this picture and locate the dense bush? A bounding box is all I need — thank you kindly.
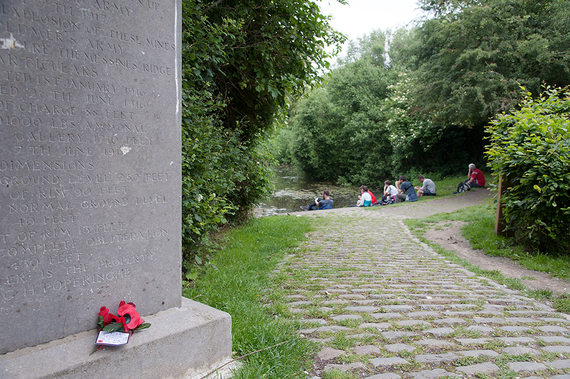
[486,87,570,253]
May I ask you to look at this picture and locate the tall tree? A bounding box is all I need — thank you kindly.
[180,0,345,270]
[411,0,570,128]
[290,30,395,185]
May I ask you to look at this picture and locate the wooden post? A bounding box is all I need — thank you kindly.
[495,175,514,236]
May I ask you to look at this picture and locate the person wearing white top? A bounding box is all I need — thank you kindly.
[383,180,399,197]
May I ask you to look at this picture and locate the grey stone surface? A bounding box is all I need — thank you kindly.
[331,314,363,321]
[0,0,182,354]
[0,299,231,379]
[371,312,403,319]
[396,319,431,327]
[382,331,418,340]
[360,322,392,330]
[416,339,455,349]
[456,362,500,376]
[466,325,494,334]
[364,374,402,379]
[539,336,570,344]
[423,327,455,337]
[317,347,345,360]
[381,305,413,312]
[345,306,380,312]
[408,311,439,318]
[370,357,410,367]
[303,319,328,325]
[384,343,416,353]
[354,345,381,355]
[539,326,570,333]
[409,369,460,378]
[414,352,461,365]
[324,362,366,372]
[500,326,532,332]
[499,336,536,344]
[549,359,570,369]
[433,318,466,325]
[508,361,548,373]
[458,349,499,357]
[542,345,570,354]
[317,325,351,333]
[503,346,540,355]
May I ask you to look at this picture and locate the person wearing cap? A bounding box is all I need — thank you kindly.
[466,163,485,187]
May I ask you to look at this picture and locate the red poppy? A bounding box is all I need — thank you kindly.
[98,306,120,325]
[117,301,144,333]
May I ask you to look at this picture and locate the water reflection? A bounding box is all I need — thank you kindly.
[256,165,358,217]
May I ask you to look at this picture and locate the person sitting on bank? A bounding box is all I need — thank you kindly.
[356,185,374,207]
[381,180,399,203]
[300,190,334,211]
[467,163,486,187]
[415,175,437,198]
[395,175,418,203]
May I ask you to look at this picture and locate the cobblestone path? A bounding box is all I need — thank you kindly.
[274,211,570,379]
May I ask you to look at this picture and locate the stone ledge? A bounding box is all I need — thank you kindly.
[0,298,232,379]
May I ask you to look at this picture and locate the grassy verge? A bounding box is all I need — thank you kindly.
[404,203,570,312]
[183,215,316,378]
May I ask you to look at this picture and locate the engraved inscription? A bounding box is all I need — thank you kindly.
[0,0,179,354]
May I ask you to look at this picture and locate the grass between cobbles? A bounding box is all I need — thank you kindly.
[404,203,570,312]
[182,215,316,378]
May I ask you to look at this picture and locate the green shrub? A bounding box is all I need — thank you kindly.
[179,0,343,277]
[486,87,570,253]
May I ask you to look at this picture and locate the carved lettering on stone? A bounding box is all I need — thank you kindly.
[0,0,181,354]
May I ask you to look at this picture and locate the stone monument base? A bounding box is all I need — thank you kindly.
[0,298,232,379]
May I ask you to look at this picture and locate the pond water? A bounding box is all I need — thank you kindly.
[255,166,359,217]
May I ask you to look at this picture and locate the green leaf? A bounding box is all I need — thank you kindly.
[102,322,124,333]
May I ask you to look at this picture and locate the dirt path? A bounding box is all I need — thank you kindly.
[292,188,569,295]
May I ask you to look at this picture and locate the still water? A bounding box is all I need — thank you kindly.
[256,166,359,217]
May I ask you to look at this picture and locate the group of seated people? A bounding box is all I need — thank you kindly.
[360,174,436,206]
[300,164,485,211]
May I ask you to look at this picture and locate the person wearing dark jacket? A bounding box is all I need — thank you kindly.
[300,190,333,211]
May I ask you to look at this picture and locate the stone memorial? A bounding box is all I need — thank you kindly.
[0,1,231,377]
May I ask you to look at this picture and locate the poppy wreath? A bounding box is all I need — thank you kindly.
[97,301,151,334]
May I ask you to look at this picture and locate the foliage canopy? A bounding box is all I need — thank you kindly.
[180,0,344,275]
[278,0,570,186]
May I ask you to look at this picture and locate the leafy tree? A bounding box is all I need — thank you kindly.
[383,70,486,175]
[180,0,345,276]
[486,87,570,254]
[340,30,388,66]
[289,30,395,185]
[412,0,570,129]
[199,0,345,140]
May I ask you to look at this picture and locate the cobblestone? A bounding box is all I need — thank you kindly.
[456,362,500,376]
[271,208,570,378]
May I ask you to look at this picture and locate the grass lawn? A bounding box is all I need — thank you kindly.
[183,215,317,378]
